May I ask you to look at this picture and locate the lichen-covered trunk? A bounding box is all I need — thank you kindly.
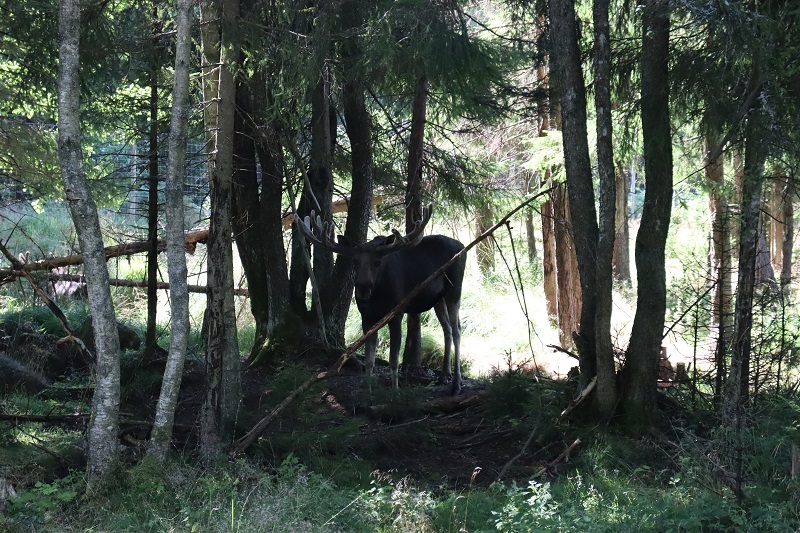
[148,0,192,462]
[58,0,121,482]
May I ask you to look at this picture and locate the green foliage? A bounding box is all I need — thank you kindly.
[358,471,438,532]
[6,471,82,523]
[484,354,537,420]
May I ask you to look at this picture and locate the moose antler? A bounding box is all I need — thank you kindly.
[375,204,433,255]
[295,211,354,255]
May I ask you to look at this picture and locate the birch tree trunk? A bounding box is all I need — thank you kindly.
[147,0,192,462]
[58,0,121,482]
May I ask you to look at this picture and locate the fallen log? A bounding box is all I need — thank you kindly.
[421,390,488,414]
[7,196,385,273]
[8,228,209,273]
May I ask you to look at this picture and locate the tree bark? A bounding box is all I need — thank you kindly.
[289,2,336,343]
[541,172,558,322]
[145,14,160,359]
[475,201,495,275]
[147,0,192,463]
[199,0,241,462]
[593,0,618,417]
[622,0,672,431]
[705,133,732,403]
[781,176,794,287]
[58,0,121,483]
[726,98,768,416]
[232,74,271,361]
[612,161,631,283]
[549,0,599,387]
[552,182,581,350]
[403,73,428,371]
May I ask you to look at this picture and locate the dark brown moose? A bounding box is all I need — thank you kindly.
[298,205,466,395]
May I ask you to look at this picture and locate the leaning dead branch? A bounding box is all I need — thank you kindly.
[0,240,94,366]
[228,189,553,455]
[532,438,582,478]
[559,376,597,419]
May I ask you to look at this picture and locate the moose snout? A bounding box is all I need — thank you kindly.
[355,284,373,300]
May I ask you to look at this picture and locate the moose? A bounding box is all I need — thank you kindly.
[298,205,466,395]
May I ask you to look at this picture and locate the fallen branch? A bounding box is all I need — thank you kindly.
[532,438,582,478]
[546,344,580,360]
[495,423,540,483]
[559,376,597,419]
[0,412,191,430]
[228,189,553,455]
[0,271,250,297]
[8,228,209,273]
[0,240,94,366]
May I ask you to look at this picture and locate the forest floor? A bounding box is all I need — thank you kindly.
[161,351,572,489]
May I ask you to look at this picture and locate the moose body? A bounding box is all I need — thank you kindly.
[298,206,466,395]
[348,234,466,395]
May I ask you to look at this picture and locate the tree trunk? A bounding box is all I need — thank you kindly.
[705,133,732,403]
[781,176,794,287]
[232,75,271,361]
[199,0,241,461]
[593,0,618,417]
[612,161,631,283]
[552,182,581,350]
[145,16,160,359]
[148,0,192,462]
[541,172,558,322]
[622,0,672,431]
[769,177,784,275]
[290,3,336,343]
[475,201,495,275]
[403,73,428,371]
[549,0,599,386]
[58,0,121,482]
[726,102,768,416]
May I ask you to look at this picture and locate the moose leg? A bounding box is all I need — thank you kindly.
[449,301,462,395]
[388,318,403,388]
[434,300,453,385]
[363,328,378,393]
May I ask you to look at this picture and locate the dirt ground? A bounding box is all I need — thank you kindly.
[192,358,572,489]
